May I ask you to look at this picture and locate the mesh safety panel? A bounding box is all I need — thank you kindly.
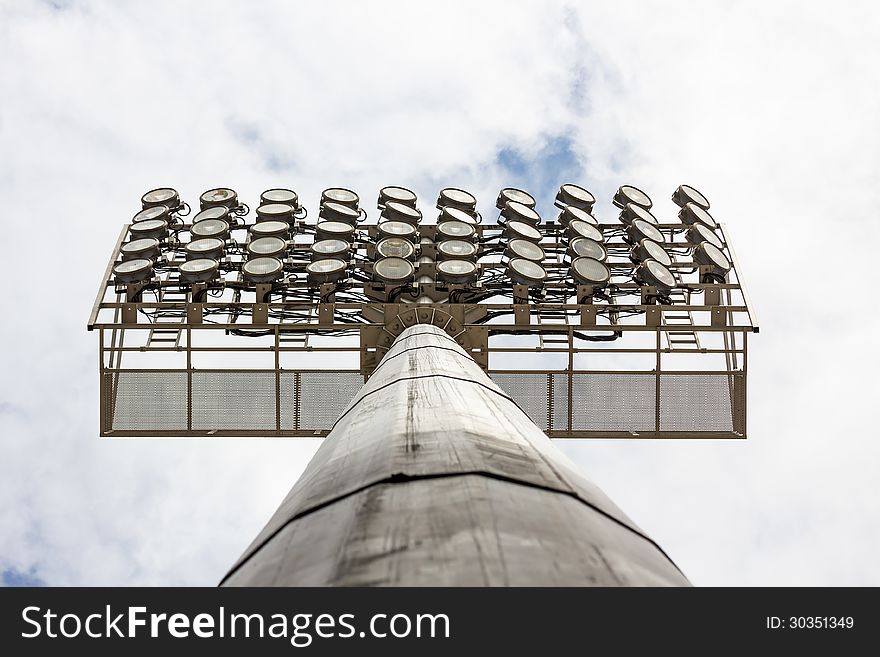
[192,371,276,431]
[106,371,188,431]
[570,373,657,432]
[298,371,363,430]
[491,373,549,431]
[660,373,736,432]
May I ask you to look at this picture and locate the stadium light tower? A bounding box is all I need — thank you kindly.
[89,182,757,585]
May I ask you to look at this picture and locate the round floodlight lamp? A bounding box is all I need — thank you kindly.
[672,184,709,210]
[436,187,477,214]
[141,187,180,210]
[256,203,295,224]
[568,237,607,261]
[311,238,351,259]
[555,183,595,212]
[321,187,359,209]
[185,237,225,260]
[437,259,478,284]
[620,202,659,226]
[133,205,170,223]
[613,184,652,210]
[634,259,677,293]
[437,239,478,260]
[320,201,360,225]
[113,258,153,283]
[381,201,422,224]
[375,237,415,260]
[373,256,415,284]
[377,220,417,241]
[315,220,356,241]
[505,238,545,262]
[190,218,230,239]
[242,256,284,283]
[570,257,611,287]
[679,202,718,229]
[247,236,287,258]
[260,188,299,209]
[567,219,603,243]
[500,201,541,226]
[437,220,476,240]
[199,187,238,210]
[693,242,731,278]
[129,218,168,240]
[306,258,348,283]
[626,218,664,245]
[179,258,219,283]
[378,186,417,208]
[630,238,672,267]
[685,222,723,249]
[559,205,598,227]
[505,220,542,243]
[507,258,547,287]
[192,206,229,225]
[496,188,536,210]
[121,238,160,261]
[438,206,478,225]
[250,220,290,239]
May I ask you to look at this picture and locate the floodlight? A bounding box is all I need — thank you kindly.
[249,220,290,239]
[141,187,180,210]
[375,237,415,260]
[319,201,361,225]
[377,220,417,241]
[315,220,356,241]
[256,203,295,223]
[437,259,478,284]
[113,258,153,283]
[625,218,664,244]
[500,201,541,226]
[378,186,418,208]
[630,238,672,267]
[129,218,168,240]
[568,237,606,261]
[558,205,598,227]
[439,206,478,225]
[311,238,351,260]
[570,257,611,287]
[613,184,652,210]
[306,258,348,283]
[132,205,170,223]
[373,256,415,283]
[566,219,603,243]
[247,236,287,258]
[506,258,547,286]
[437,220,476,240]
[199,188,238,210]
[555,183,595,212]
[261,188,300,209]
[633,259,677,293]
[505,238,545,262]
[620,202,659,226]
[496,188,536,210]
[179,258,219,283]
[381,201,422,224]
[121,238,160,261]
[242,256,284,283]
[436,188,477,214]
[437,239,478,260]
[190,218,230,239]
[678,202,718,229]
[321,188,359,209]
[693,242,731,279]
[685,222,723,249]
[192,206,230,224]
[505,220,542,243]
[185,237,225,260]
[672,184,709,210]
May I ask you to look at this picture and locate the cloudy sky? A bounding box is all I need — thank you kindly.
[1,0,879,586]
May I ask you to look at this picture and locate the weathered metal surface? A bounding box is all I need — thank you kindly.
[221,324,689,586]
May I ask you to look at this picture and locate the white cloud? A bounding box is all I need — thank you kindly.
[0,0,878,585]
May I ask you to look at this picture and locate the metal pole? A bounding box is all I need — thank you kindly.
[221,324,689,586]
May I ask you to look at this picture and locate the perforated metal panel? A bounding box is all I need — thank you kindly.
[105,371,188,431]
[491,373,549,431]
[192,371,276,431]
[299,371,363,430]
[660,372,739,432]
[571,373,656,432]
